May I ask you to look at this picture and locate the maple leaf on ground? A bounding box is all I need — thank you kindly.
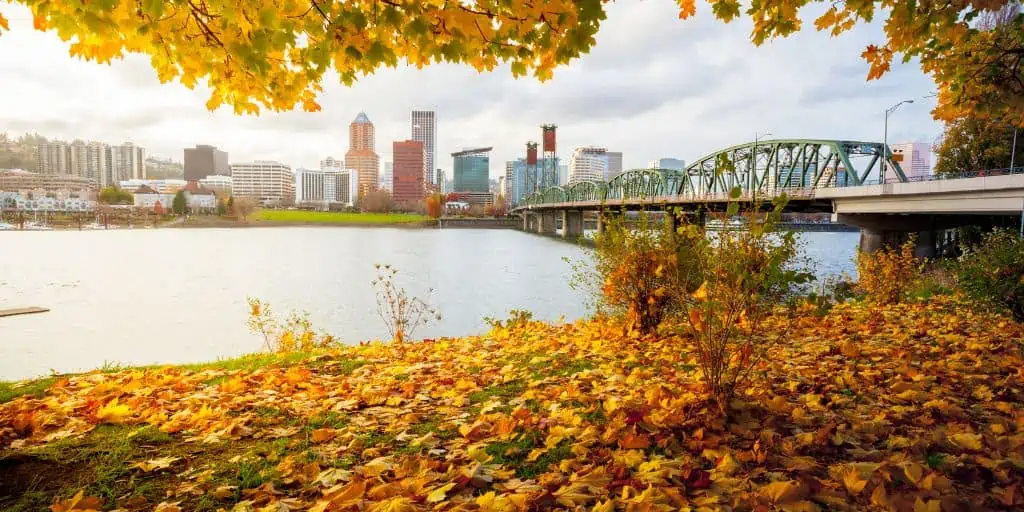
[50,490,103,512]
[133,456,181,473]
[95,398,132,424]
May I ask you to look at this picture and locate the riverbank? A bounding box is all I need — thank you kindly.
[2,295,1020,511]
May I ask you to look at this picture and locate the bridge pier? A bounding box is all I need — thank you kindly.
[857,228,938,259]
[562,210,584,239]
[537,212,556,235]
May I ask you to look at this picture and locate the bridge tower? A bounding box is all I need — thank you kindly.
[541,124,558,188]
[525,142,539,194]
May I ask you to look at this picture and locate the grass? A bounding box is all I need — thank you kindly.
[254,210,430,225]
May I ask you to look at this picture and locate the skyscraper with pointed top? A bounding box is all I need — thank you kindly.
[345,112,379,198]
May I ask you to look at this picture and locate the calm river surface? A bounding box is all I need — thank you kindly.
[0,227,858,380]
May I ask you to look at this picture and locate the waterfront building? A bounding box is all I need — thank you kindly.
[891,142,932,179]
[118,179,188,194]
[345,112,380,197]
[605,151,623,180]
[380,162,393,193]
[132,184,176,211]
[0,169,95,195]
[452,147,491,196]
[411,110,436,186]
[393,140,426,203]
[294,167,359,209]
[198,175,233,195]
[230,160,295,206]
[11,195,96,212]
[568,146,608,184]
[183,182,219,212]
[183,144,229,181]
[648,157,686,170]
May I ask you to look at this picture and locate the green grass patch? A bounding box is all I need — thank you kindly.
[0,377,58,404]
[255,210,429,225]
[469,380,528,405]
[484,431,573,479]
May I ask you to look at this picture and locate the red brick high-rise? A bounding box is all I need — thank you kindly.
[392,140,425,203]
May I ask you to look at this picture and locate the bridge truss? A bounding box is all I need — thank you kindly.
[519,139,906,207]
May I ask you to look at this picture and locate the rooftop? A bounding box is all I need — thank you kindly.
[353,112,371,124]
[451,147,493,157]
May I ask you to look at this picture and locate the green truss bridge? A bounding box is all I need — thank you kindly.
[511,138,1024,256]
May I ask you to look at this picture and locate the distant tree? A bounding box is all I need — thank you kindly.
[98,186,133,205]
[172,190,188,215]
[153,200,165,216]
[361,189,394,213]
[216,197,228,216]
[231,197,256,220]
[486,196,508,217]
[467,204,486,217]
[424,193,443,218]
[227,196,235,214]
[445,192,463,203]
[934,116,1017,175]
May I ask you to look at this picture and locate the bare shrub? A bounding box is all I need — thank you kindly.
[371,264,440,342]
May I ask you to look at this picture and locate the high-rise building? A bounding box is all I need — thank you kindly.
[891,142,932,179]
[393,140,426,203]
[294,167,359,209]
[557,163,568,186]
[605,151,623,180]
[346,112,380,197]
[453,147,491,193]
[411,110,436,186]
[230,160,295,206]
[380,162,393,193]
[85,142,111,186]
[505,159,529,205]
[436,169,447,195]
[320,156,343,170]
[35,142,71,175]
[569,146,608,184]
[110,142,146,182]
[184,144,229,181]
[648,158,686,170]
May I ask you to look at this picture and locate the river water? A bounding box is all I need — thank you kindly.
[0,227,858,380]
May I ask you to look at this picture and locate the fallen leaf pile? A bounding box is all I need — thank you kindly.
[1,295,1022,511]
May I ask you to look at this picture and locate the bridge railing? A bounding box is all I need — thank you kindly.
[897,166,1024,183]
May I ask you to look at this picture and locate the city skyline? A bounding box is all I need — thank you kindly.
[0,2,941,179]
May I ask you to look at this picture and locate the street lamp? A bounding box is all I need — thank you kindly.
[882,99,914,183]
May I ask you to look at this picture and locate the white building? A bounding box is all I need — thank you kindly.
[187,188,218,211]
[380,162,393,193]
[230,160,295,206]
[648,157,686,170]
[605,151,623,180]
[891,142,932,179]
[295,167,359,209]
[9,194,96,212]
[119,179,188,194]
[568,146,609,184]
[132,185,175,211]
[198,175,233,195]
[411,110,436,185]
[320,156,343,170]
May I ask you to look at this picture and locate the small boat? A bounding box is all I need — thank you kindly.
[84,222,107,230]
[0,222,15,230]
[24,221,53,231]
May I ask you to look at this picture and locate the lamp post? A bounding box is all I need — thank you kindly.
[752,131,772,192]
[882,99,914,183]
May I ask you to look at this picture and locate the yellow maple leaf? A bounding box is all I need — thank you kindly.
[50,489,104,511]
[842,468,869,494]
[760,480,808,504]
[949,432,984,451]
[426,482,456,503]
[95,398,133,424]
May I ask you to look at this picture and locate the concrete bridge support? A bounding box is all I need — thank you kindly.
[537,212,557,235]
[857,228,938,258]
[562,210,584,239]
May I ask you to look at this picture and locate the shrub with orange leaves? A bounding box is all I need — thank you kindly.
[674,194,810,409]
[856,238,923,305]
[424,193,444,219]
[578,210,700,334]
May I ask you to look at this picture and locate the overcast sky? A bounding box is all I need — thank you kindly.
[0,1,941,179]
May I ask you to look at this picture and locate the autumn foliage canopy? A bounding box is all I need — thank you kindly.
[0,1,1020,123]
